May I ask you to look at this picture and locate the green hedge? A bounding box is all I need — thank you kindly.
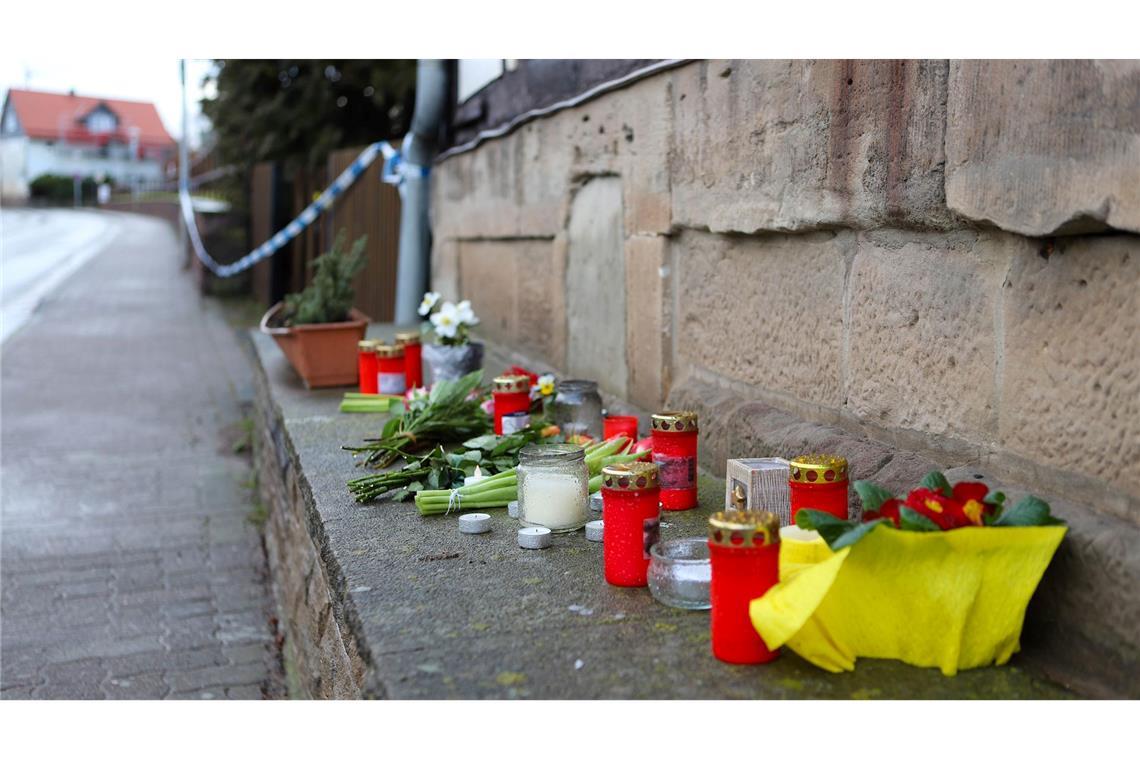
[28,174,100,204]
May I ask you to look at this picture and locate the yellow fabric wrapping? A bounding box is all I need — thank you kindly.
[751,525,1067,676]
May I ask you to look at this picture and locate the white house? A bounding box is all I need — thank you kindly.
[1,88,176,201]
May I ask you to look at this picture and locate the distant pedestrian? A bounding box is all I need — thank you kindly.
[97,182,111,205]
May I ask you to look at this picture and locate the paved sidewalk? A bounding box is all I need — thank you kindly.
[1,212,283,699]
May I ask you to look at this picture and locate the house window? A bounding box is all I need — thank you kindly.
[87,110,117,135]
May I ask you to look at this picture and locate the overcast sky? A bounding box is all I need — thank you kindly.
[0,57,216,148]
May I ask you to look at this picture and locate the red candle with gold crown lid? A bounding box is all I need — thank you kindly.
[357,340,379,394]
[601,461,661,587]
[708,510,781,664]
[651,411,699,511]
[788,454,849,521]
[492,374,531,435]
[374,343,407,395]
[394,331,423,390]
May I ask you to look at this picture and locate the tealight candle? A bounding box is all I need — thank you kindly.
[651,411,699,511]
[357,340,379,395]
[464,465,488,487]
[788,454,849,521]
[518,526,552,550]
[492,375,532,435]
[708,510,781,665]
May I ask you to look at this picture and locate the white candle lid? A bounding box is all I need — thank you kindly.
[458,513,491,534]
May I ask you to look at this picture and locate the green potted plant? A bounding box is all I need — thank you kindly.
[259,230,370,388]
[417,291,484,382]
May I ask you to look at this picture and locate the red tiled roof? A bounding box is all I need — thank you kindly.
[3,88,175,149]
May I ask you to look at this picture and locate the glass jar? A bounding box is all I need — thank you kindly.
[552,380,603,440]
[517,444,590,533]
[648,537,711,610]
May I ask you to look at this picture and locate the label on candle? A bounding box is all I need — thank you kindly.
[643,517,660,559]
[501,412,531,435]
[653,453,696,490]
[378,371,406,395]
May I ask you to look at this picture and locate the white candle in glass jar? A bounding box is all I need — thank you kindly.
[520,471,588,532]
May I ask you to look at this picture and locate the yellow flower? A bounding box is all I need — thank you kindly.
[962,499,986,526]
[537,374,556,397]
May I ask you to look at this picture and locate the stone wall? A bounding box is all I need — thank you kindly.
[252,353,370,699]
[432,59,1140,526]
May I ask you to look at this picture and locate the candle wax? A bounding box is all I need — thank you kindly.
[520,471,588,533]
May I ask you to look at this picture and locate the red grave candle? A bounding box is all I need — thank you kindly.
[394,332,423,390]
[492,375,531,435]
[374,344,407,395]
[708,510,781,665]
[601,461,661,587]
[651,411,699,511]
[357,340,378,395]
[788,454,849,521]
[603,414,639,442]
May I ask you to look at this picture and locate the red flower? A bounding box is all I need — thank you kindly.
[898,487,971,528]
[864,497,902,527]
[952,481,989,503]
[508,365,540,386]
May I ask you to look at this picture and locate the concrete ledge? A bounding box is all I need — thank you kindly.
[245,327,1099,698]
[668,375,1140,698]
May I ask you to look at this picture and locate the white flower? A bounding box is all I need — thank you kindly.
[455,299,479,326]
[418,291,441,317]
[430,301,459,339]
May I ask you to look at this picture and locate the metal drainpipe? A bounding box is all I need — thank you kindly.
[394,59,449,324]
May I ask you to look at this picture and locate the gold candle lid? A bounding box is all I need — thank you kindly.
[789,454,848,484]
[394,331,421,346]
[492,374,530,393]
[708,510,780,548]
[374,343,405,359]
[601,461,660,492]
[651,410,699,433]
[358,339,380,350]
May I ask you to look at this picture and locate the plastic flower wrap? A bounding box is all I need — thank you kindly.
[750,471,1067,676]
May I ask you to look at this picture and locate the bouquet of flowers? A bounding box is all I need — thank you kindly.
[750,471,1067,676]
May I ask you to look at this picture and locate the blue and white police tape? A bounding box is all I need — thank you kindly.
[181,140,427,278]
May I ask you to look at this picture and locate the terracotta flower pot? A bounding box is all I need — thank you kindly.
[260,302,370,389]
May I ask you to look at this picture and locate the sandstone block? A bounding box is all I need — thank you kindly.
[457,240,519,346]
[565,176,627,397]
[431,238,460,302]
[666,378,744,477]
[999,235,1140,519]
[625,235,670,409]
[945,60,1140,236]
[846,231,1022,441]
[671,59,953,234]
[674,229,849,408]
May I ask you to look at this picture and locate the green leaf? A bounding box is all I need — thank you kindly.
[853,480,895,513]
[463,434,499,451]
[795,509,888,550]
[426,469,441,490]
[462,450,483,463]
[898,506,941,532]
[993,495,1063,527]
[920,471,952,495]
[831,520,888,551]
[984,490,1006,506]
[388,488,411,502]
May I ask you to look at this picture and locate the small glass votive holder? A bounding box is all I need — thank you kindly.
[647,537,711,610]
